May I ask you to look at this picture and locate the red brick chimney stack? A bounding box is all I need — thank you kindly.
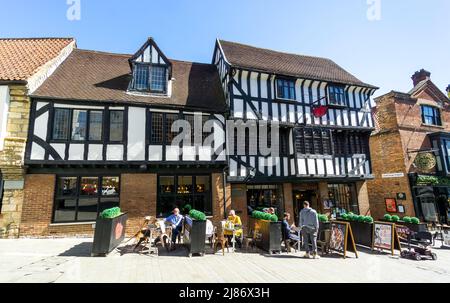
[411,69,431,87]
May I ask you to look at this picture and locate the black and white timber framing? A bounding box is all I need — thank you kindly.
[213,39,378,182]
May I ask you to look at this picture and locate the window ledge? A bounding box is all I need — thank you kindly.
[327,104,349,109]
[126,90,169,98]
[421,123,444,129]
[49,222,96,227]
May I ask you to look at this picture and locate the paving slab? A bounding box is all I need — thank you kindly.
[0,238,449,283]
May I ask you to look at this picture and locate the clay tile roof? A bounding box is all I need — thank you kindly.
[219,39,377,89]
[0,38,74,81]
[32,49,227,112]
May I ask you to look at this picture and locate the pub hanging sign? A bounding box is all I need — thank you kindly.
[414,152,437,172]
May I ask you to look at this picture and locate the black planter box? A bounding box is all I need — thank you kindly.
[183,216,207,257]
[380,219,428,233]
[91,213,128,256]
[347,221,373,247]
[250,217,282,254]
[318,221,331,240]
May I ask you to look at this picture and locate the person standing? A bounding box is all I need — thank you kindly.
[299,201,319,259]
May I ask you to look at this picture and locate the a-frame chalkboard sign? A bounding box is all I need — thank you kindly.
[329,221,358,258]
[372,221,402,255]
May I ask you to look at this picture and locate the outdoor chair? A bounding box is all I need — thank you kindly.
[126,216,154,245]
[130,216,159,255]
[282,232,299,253]
[213,221,229,255]
[208,226,217,248]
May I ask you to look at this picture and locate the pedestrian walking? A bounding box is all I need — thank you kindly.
[299,201,319,259]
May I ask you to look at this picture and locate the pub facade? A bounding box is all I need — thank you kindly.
[20,38,228,236]
[19,37,379,236]
[213,40,378,227]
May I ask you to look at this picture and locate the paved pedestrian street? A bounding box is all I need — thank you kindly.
[0,238,449,283]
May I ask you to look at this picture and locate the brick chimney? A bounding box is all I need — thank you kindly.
[411,69,431,87]
[447,85,450,99]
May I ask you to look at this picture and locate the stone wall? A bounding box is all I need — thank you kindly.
[0,85,30,238]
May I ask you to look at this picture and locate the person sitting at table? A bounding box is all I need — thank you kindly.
[282,212,300,244]
[224,210,243,248]
[165,208,184,248]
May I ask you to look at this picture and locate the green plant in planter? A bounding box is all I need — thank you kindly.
[189,209,206,221]
[383,214,392,221]
[341,213,349,220]
[100,207,122,219]
[402,216,412,223]
[318,214,329,223]
[356,215,365,222]
[252,211,278,222]
[363,216,374,223]
[391,215,400,222]
[345,212,355,221]
[411,217,420,224]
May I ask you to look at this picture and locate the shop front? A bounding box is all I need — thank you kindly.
[230,180,369,230]
[409,174,450,225]
[19,167,228,237]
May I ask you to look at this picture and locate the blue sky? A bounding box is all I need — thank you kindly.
[1,0,449,97]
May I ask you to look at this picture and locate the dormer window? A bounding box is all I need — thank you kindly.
[132,63,167,93]
[128,38,172,95]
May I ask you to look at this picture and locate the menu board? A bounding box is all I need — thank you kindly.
[395,225,410,242]
[373,222,402,255]
[329,221,358,258]
[373,223,393,250]
[330,222,346,253]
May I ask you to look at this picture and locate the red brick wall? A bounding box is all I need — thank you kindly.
[20,174,55,236]
[367,86,450,220]
[120,173,157,235]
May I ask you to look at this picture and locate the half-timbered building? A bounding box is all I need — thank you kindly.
[20,38,228,236]
[17,37,379,237]
[213,40,378,225]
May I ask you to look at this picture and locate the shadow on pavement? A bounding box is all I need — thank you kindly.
[58,242,93,257]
